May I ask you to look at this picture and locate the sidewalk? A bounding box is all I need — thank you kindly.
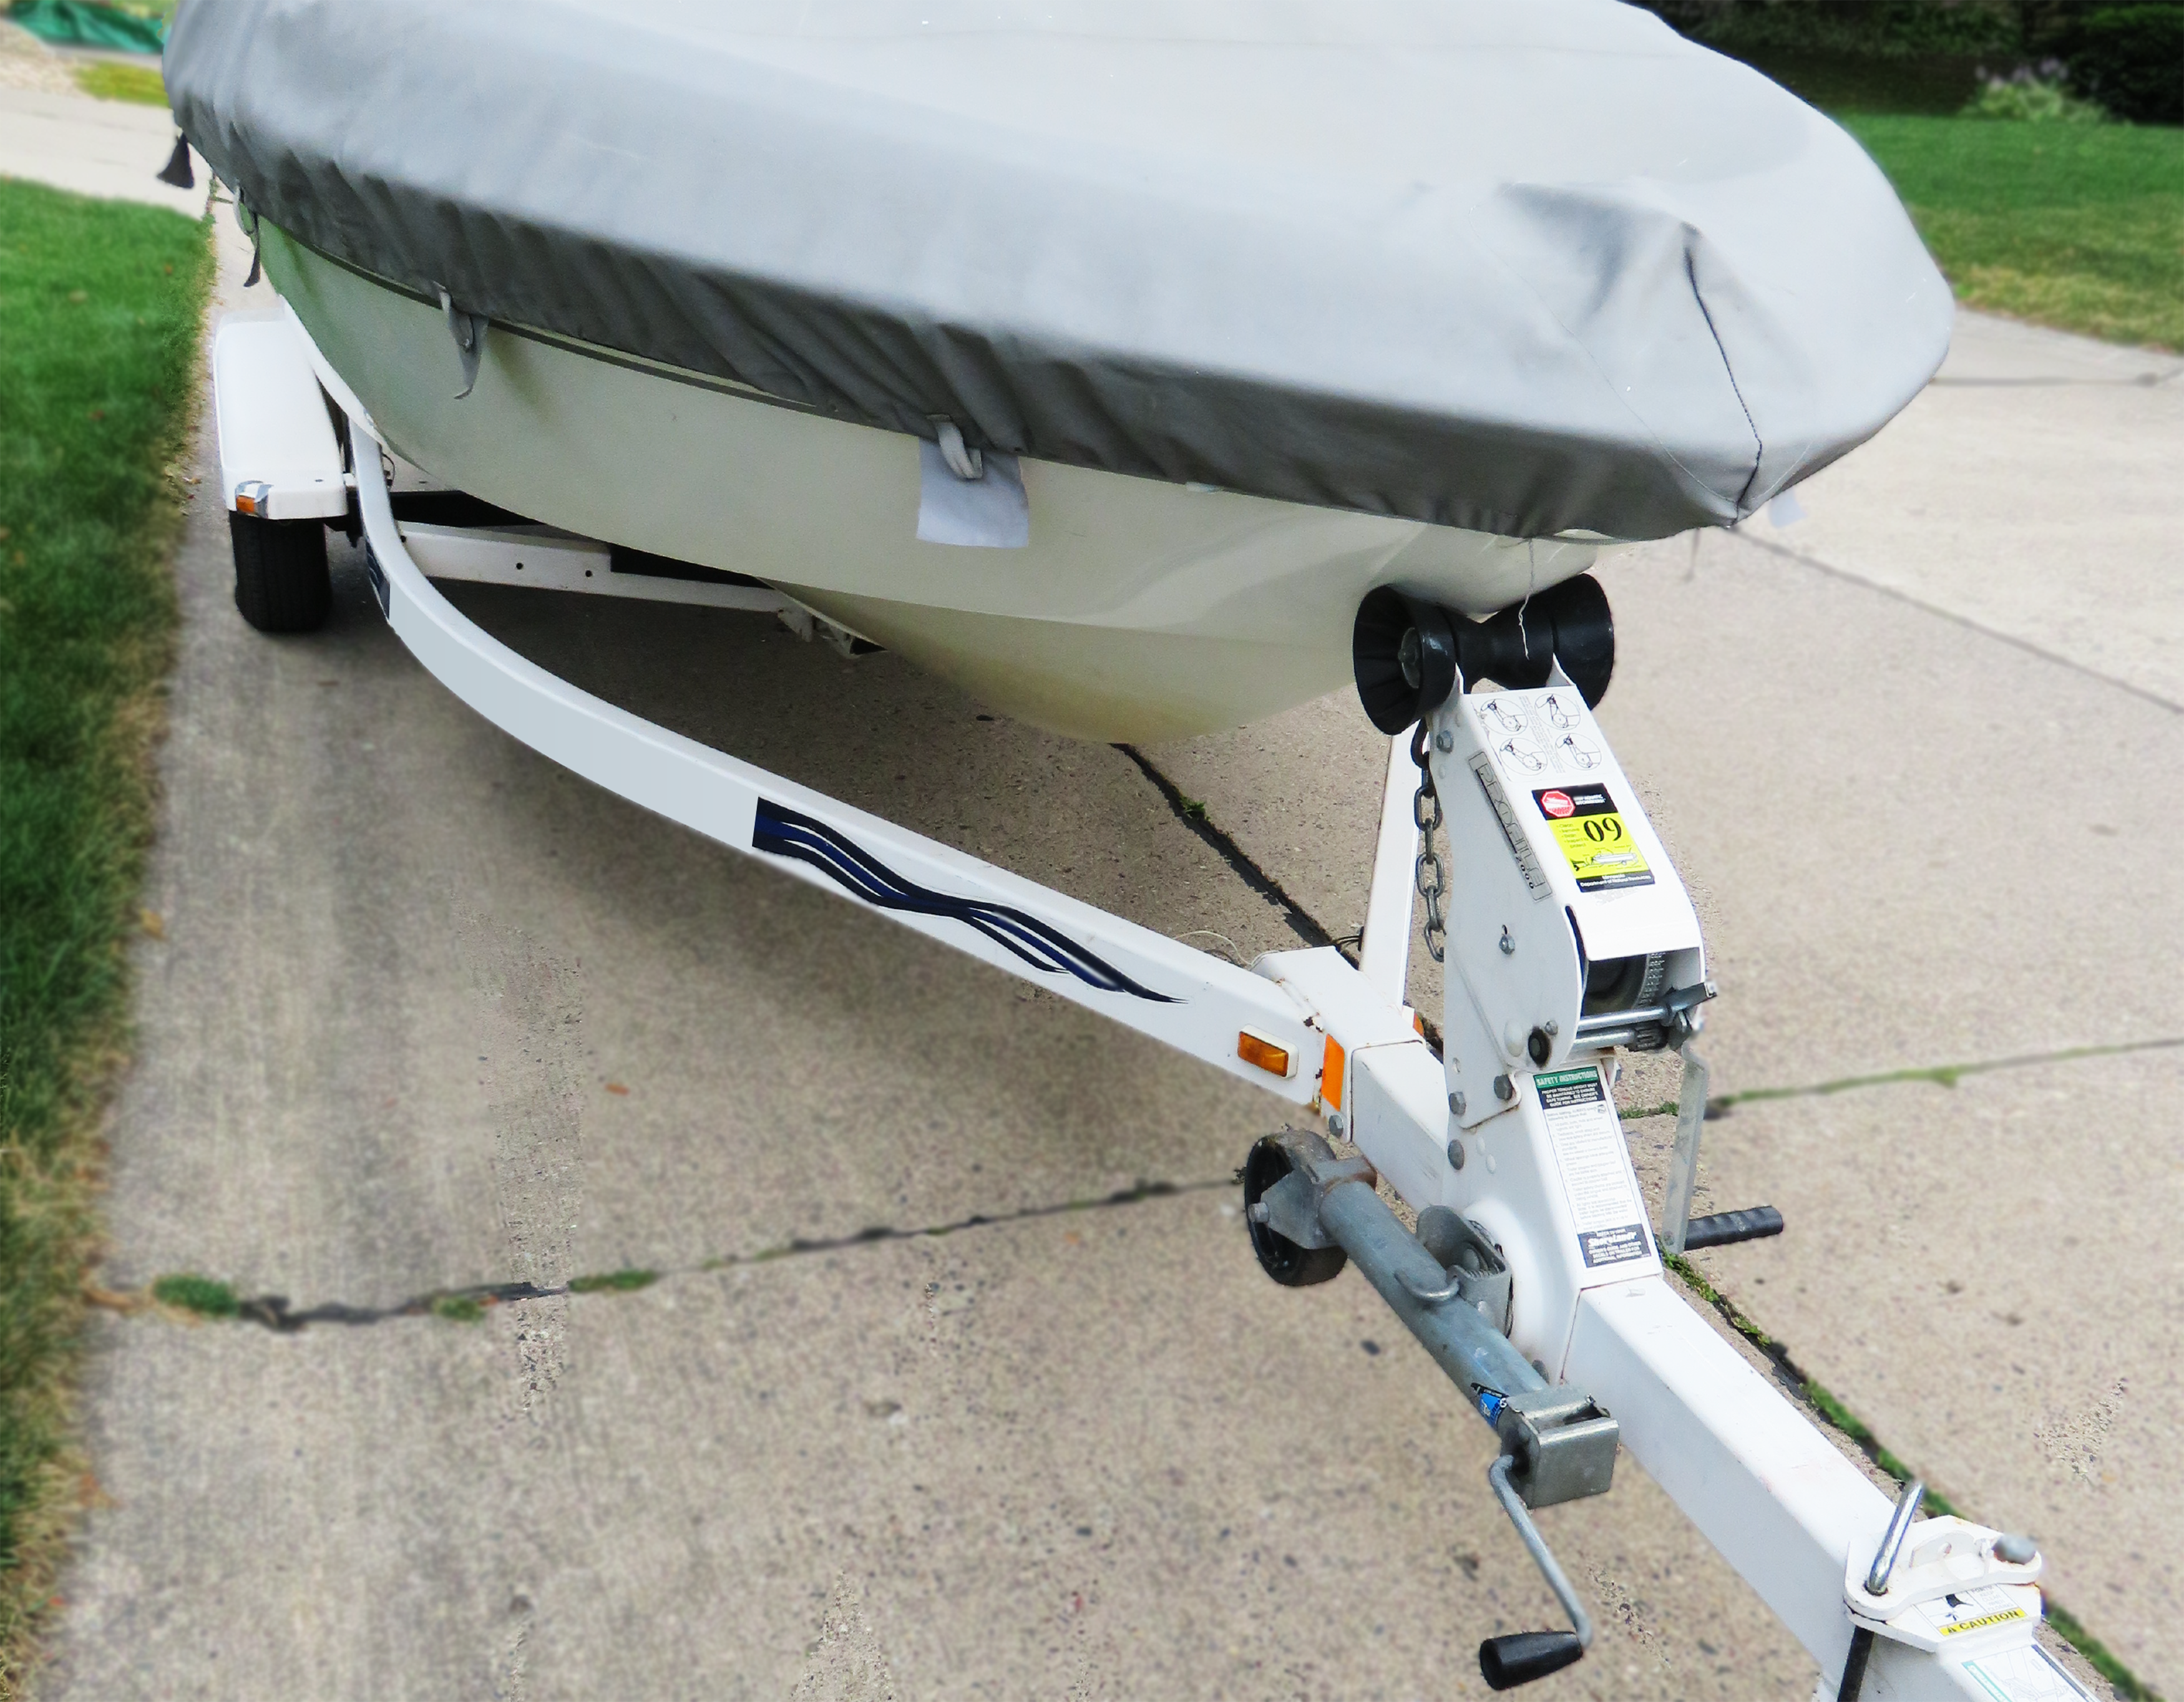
[0,76,205,218]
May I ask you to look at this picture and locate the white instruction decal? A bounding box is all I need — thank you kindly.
[1534,1067,1651,1268]
[1964,1644,2093,1702]
[1477,691,1607,782]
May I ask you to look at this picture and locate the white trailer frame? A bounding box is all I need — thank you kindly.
[213,307,2083,1701]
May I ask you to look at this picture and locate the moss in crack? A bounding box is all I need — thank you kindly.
[1798,1378,1956,1514]
[1624,1036,2184,1127]
[2043,1601,2163,1701]
[1660,1255,2184,1695]
[150,1275,238,1320]
[429,1295,485,1324]
[568,1268,658,1295]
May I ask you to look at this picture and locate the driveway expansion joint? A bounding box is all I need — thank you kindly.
[1667,1255,2163,1702]
[1735,530,2184,717]
[121,1175,1235,1334]
[1114,744,1341,955]
[1621,1034,2184,1122]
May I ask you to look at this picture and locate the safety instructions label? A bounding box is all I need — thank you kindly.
[1474,691,1605,781]
[1535,1067,1652,1268]
[1531,783,1653,892]
[1964,1644,2093,1702]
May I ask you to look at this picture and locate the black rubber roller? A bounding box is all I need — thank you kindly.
[1480,1631,1584,1690]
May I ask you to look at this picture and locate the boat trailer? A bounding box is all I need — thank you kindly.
[210,305,2085,1700]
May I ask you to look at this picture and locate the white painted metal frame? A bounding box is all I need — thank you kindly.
[247,275,2065,1700]
[1357,731,1421,1011]
[211,309,351,521]
[397,522,789,613]
[354,432,1325,1099]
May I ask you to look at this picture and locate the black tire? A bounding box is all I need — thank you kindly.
[1242,1135,1348,1287]
[230,509,331,633]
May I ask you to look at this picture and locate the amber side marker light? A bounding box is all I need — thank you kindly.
[1237,1031,1293,1078]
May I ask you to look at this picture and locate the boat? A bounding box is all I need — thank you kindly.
[164,0,1949,742]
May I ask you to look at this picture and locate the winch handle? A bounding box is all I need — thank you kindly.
[1478,1455,1592,1690]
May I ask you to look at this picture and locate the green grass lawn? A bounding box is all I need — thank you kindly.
[1843,115,2184,351]
[0,177,208,1695]
[71,60,166,106]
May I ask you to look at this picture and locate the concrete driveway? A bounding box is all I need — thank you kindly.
[14,98,2175,1701]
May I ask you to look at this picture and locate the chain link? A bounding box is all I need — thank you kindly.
[1410,725,1447,965]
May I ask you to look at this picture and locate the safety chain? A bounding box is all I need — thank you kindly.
[1410,723,1447,964]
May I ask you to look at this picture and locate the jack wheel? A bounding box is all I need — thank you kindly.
[230,510,331,633]
[1242,1136,1347,1288]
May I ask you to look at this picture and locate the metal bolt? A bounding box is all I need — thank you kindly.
[1448,1090,1466,1116]
[1543,1019,1558,1037]
[1499,925,1515,956]
[1433,729,1455,752]
[1994,1533,2038,1565]
[1248,1202,1270,1224]
[1446,1137,1465,1170]
[1327,1110,1348,1137]
[1493,1073,1514,1101]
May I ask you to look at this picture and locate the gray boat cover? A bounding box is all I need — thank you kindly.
[165,0,1952,542]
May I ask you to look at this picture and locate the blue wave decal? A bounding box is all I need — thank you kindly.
[752,800,1177,1003]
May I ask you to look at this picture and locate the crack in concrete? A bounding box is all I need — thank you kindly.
[130,1177,1230,1333]
[134,1031,2175,1318]
[1113,746,1451,1049]
[1113,744,1341,955]
[122,1058,2165,1688]
[1667,1255,2162,1702]
[1623,1034,2184,1122]
[1733,529,2184,716]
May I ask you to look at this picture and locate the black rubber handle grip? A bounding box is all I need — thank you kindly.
[1682,1204,1785,1250]
[1479,1631,1584,1690]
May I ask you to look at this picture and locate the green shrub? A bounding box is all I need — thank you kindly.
[1965,66,2112,119]
[2064,5,2184,124]
[1640,0,2021,61]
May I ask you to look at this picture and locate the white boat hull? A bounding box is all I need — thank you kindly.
[266,227,1604,742]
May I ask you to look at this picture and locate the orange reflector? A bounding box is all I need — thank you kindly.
[234,491,258,515]
[1411,1009,1425,1036]
[1237,1031,1292,1078]
[1320,1034,1347,1113]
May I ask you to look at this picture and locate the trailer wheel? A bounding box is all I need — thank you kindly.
[1242,1135,1347,1288]
[230,510,331,633]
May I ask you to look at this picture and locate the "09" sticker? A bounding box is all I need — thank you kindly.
[1531,784,1654,892]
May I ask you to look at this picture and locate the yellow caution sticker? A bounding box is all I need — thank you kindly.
[1936,1607,2029,1637]
[1532,784,1654,892]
